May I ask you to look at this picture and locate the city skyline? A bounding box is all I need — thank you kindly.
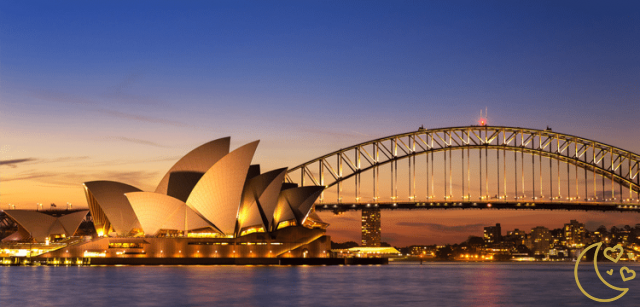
[1,1,639,246]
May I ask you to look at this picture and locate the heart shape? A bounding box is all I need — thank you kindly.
[620,266,636,282]
[603,245,624,263]
[607,269,614,275]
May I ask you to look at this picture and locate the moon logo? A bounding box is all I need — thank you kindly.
[574,242,631,302]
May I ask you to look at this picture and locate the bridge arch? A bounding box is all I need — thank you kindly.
[285,126,640,205]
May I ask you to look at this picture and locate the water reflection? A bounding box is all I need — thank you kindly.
[1,262,639,306]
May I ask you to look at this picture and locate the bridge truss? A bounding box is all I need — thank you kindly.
[285,126,640,212]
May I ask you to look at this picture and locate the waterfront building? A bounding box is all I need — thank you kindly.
[332,246,401,258]
[361,208,381,247]
[0,137,330,261]
[409,245,437,256]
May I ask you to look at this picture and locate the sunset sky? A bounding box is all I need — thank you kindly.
[1,1,638,246]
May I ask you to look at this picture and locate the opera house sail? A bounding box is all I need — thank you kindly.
[0,137,330,263]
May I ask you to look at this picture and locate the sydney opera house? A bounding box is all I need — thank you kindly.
[0,138,330,264]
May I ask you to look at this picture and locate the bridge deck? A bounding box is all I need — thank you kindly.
[315,201,640,212]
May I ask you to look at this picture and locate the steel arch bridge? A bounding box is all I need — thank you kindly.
[284,126,640,213]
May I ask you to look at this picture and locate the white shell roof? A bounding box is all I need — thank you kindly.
[4,210,89,242]
[273,195,296,229]
[186,140,260,235]
[274,186,324,226]
[83,181,142,235]
[307,210,324,223]
[238,168,287,233]
[4,210,57,242]
[155,137,230,201]
[58,210,91,235]
[126,192,214,236]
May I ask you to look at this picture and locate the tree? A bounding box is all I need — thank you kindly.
[597,225,608,234]
[435,245,454,260]
[467,236,484,246]
[515,244,531,255]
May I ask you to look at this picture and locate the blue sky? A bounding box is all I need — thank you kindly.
[1,1,638,245]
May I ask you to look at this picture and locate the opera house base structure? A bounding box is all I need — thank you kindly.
[38,227,329,262]
[0,137,363,266]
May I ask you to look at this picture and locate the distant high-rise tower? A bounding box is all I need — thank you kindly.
[527,226,552,255]
[361,208,381,247]
[483,223,501,245]
[563,220,586,248]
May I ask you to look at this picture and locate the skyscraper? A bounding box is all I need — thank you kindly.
[361,208,381,247]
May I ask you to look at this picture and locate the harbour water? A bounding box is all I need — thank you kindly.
[1,262,639,306]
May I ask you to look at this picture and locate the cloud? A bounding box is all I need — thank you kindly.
[100,70,166,106]
[2,168,159,192]
[0,158,36,168]
[95,109,188,127]
[110,137,170,148]
[86,155,183,168]
[395,222,485,233]
[55,170,159,190]
[33,184,83,189]
[299,127,370,140]
[104,71,144,97]
[381,232,428,244]
[40,156,91,164]
[29,89,187,127]
[98,170,159,186]
[325,216,360,222]
[31,89,94,106]
[1,156,92,169]
[1,171,56,182]
[325,228,360,242]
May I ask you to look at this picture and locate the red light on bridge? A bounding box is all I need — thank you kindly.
[480,119,486,126]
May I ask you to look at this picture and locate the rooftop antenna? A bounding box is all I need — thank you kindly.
[479,108,488,126]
